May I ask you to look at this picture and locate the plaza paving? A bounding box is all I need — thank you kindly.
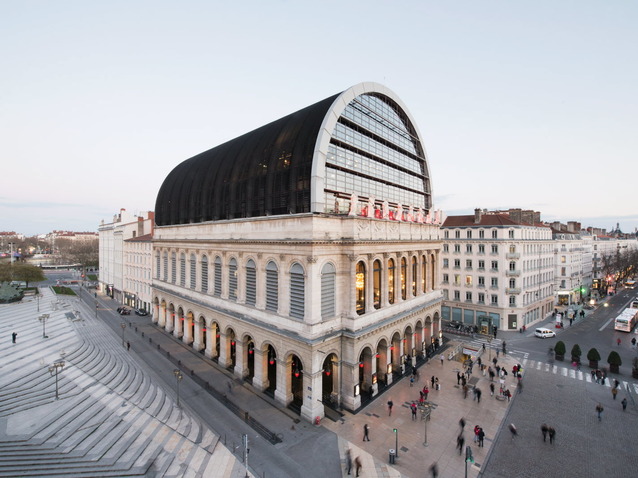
[7,285,627,477]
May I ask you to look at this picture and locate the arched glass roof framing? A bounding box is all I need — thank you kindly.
[155,82,432,227]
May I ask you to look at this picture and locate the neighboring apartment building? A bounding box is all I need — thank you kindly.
[591,234,638,295]
[440,209,554,332]
[549,221,592,305]
[123,233,153,312]
[151,83,443,422]
[98,210,154,302]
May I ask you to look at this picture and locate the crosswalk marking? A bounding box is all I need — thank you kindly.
[518,357,638,393]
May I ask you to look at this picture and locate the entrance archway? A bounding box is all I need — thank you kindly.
[321,353,338,407]
[290,354,303,410]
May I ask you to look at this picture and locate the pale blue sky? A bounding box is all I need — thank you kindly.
[1,1,636,236]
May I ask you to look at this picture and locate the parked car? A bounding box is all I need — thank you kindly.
[117,307,130,315]
[135,309,148,316]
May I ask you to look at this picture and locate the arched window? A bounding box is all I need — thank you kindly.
[400,257,407,300]
[229,258,238,301]
[412,256,418,296]
[321,263,336,318]
[245,259,256,306]
[156,252,161,280]
[162,252,168,281]
[179,253,186,287]
[213,256,223,296]
[190,253,196,289]
[421,255,427,292]
[265,261,278,312]
[373,260,381,309]
[388,258,395,304]
[201,255,208,292]
[290,263,305,319]
[171,252,176,284]
[355,261,366,315]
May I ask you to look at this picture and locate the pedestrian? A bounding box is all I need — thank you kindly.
[429,462,439,478]
[612,387,618,400]
[363,423,370,441]
[476,388,482,402]
[509,423,517,438]
[596,403,604,421]
[11,332,17,344]
[490,383,495,396]
[354,456,362,477]
[440,354,444,365]
[431,375,435,388]
[459,417,466,429]
[126,341,130,351]
[463,384,468,399]
[457,371,462,385]
[482,343,485,351]
[502,341,506,354]
[387,399,394,416]
[345,448,352,475]
[516,381,523,394]
[614,379,619,389]
[548,426,556,444]
[478,427,485,447]
[457,434,465,454]
[632,337,637,348]
[617,337,621,346]
[496,348,500,358]
[410,376,414,387]
[411,402,417,420]
[541,423,548,442]
[424,386,429,401]
[621,398,628,411]
[473,425,480,443]
[435,377,440,390]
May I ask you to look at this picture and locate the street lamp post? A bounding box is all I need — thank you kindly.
[173,369,183,407]
[423,407,430,447]
[38,313,49,339]
[48,360,65,400]
[120,322,126,347]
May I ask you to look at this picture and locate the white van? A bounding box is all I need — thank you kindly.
[535,327,556,339]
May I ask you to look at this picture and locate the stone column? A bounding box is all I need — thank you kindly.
[301,370,325,422]
[251,349,267,391]
[274,359,291,406]
[234,341,245,379]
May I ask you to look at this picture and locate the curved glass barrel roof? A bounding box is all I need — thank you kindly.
[155,82,431,226]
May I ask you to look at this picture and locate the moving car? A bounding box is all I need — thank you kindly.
[534,327,556,339]
[135,309,148,316]
[117,307,130,315]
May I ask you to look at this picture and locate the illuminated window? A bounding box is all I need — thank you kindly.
[388,258,395,304]
[356,261,366,315]
[400,257,407,300]
[373,260,381,309]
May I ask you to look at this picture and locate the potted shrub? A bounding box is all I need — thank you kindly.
[554,340,566,361]
[570,344,582,365]
[587,348,601,369]
[632,357,638,379]
[607,350,622,374]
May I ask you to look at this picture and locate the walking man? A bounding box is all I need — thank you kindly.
[548,426,556,444]
[596,403,604,421]
[11,332,17,344]
[354,456,362,477]
[457,434,465,454]
[440,354,445,366]
[363,423,370,441]
[612,387,618,400]
[541,423,548,442]
[345,448,352,475]
[621,398,628,411]
[478,427,485,447]
[411,402,418,421]
[387,399,394,416]
[126,341,130,351]
[509,423,517,438]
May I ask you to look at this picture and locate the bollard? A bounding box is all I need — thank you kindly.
[389,449,396,464]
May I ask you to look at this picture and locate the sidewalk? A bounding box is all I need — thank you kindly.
[321,340,519,478]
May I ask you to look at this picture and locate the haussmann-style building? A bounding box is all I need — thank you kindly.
[152,83,443,422]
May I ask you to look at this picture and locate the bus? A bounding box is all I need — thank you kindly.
[625,280,636,289]
[614,308,638,332]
